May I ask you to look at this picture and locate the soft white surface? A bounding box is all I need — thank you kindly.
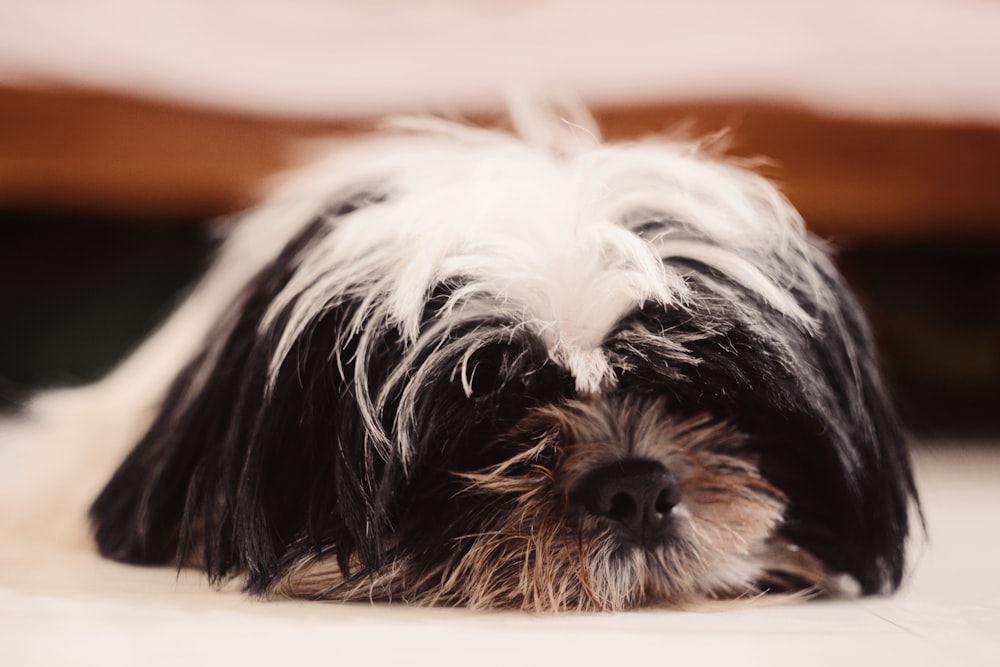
[1,0,999,123]
[2,444,998,666]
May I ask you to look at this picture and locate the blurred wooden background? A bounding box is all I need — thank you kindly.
[2,84,999,241]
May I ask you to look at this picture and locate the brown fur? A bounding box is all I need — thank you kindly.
[271,397,835,610]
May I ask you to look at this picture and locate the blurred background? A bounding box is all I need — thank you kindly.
[1,0,998,437]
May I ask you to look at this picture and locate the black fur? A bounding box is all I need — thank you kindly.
[90,194,918,602]
[91,198,575,592]
[607,254,917,593]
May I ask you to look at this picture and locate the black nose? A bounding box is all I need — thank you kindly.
[573,459,680,546]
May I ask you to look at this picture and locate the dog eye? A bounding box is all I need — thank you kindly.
[461,339,571,406]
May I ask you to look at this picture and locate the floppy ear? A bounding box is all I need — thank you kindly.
[741,256,920,594]
[89,213,393,592]
[611,245,919,595]
[783,258,919,595]
[89,205,570,594]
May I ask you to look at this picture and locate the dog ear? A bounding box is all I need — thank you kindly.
[89,213,393,592]
[779,258,920,595]
[611,248,919,595]
[89,207,571,595]
[737,257,920,595]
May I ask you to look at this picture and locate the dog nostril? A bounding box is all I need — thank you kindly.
[574,459,680,546]
[655,488,677,515]
[607,492,637,523]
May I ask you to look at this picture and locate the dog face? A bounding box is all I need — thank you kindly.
[89,118,918,610]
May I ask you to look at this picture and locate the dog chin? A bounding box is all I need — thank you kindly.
[10,109,919,611]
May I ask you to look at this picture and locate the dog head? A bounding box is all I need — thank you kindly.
[90,115,918,610]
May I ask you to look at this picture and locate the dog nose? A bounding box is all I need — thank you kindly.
[574,459,680,546]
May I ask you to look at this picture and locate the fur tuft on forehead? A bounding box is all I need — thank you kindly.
[261,117,825,402]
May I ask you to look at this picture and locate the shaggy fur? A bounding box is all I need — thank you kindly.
[1,109,918,611]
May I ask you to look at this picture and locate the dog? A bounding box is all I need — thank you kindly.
[1,108,918,611]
